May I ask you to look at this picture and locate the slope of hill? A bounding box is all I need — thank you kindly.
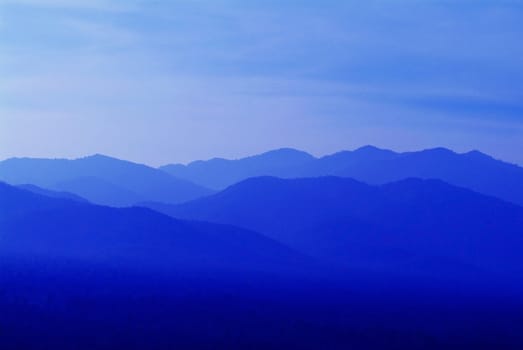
[0,154,213,206]
[144,176,523,277]
[17,184,88,203]
[3,182,523,349]
[0,182,308,273]
[52,176,144,207]
[160,146,523,206]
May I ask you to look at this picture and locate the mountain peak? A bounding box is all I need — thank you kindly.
[353,145,397,155]
[464,150,491,160]
[239,148,315,165]
[420,147,455,155]
[256,148,314,159]
[354,145,383,152]
[81,154,120,162]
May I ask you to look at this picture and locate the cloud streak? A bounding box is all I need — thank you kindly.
[1,0,522,165]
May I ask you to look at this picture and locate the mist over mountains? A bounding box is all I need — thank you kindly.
[161,146,523,206]
[4,0,522,345]
[3,145,522,209]
[144,176,523,278]
[0,182,309,273]
[2,145,523,278]
[2,146,523,348]
[0,154,212,207]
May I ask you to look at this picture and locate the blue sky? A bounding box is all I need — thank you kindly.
[1,0,522,165]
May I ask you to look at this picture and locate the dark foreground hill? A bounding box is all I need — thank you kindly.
[145,176,523,278]
[2,181,523,349]
[0,154,212,207]
[160,146,523,206]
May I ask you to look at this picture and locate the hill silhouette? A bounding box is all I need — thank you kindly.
[160,148,315,190]
[161,146,523,206]
[3,179,523,349]
[144,176,523,277]
[0,182,308,272]
[0,154,213,207]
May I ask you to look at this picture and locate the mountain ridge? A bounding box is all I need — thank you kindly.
[0,181,311,273]
[143,176,523,277]
[0,154,213,207]
[160,146,523,206]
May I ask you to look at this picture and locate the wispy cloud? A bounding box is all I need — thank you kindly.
[1,0,522,165]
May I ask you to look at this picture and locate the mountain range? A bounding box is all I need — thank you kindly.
[2,146,523,279]
[144,176,523,278]
[3,146,522,209]
[3,147,523,348]
[0,181,307,273]
[161,146,523,206]
[0,154,212,207]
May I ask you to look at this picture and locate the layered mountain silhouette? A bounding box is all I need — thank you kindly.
[3,148,523,278]
[0,154,213,207]
[4,150,523,349]
[161,146,523,206]
[161,148,315,190]
[144,176,523,277]
[0,181,308,272]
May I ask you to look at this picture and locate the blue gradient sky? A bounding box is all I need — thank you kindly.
[1,0,522,165]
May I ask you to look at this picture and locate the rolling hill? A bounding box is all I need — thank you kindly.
[0,154,213,207]
[160,148,315,190]
[144,176,523,277]
[0,182,308,273]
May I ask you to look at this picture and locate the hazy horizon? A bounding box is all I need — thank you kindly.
[2,0,522,165]
[3,2,523,349]
[1,144,520,168]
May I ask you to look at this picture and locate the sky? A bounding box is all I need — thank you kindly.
[1,0,522,166]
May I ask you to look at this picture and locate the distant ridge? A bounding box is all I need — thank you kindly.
[161,148,315,190]
[160,146,523,206]
[0,154,213,207]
